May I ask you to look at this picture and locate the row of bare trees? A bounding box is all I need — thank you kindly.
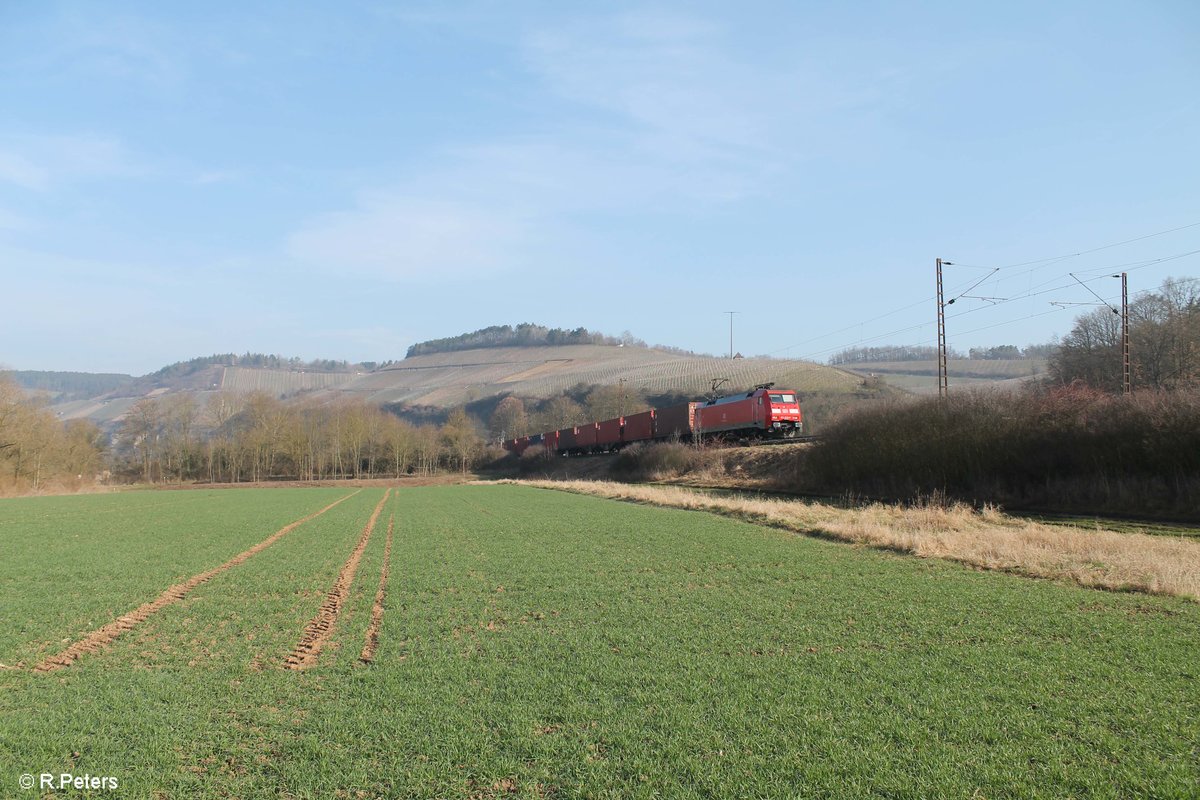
[0,377,105,492]
[116,392,486,484]
[1049,276,1200,391]
[485,384,653,441]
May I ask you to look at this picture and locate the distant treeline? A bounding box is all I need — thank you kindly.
[110,378,673,485]
[3,370,133,400]
[968,343,1055,360]
[829,343,1053,364]
[406,324,641,358]
[829,345,959,364]
[113,391,487,484]
[149,353,364,380]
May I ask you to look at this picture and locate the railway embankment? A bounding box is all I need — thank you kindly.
[486,385,1200,525]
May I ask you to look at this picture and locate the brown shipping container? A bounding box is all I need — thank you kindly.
[596,417,623,447]
[577,422,599,448]
[654,402,696,439]
[623,410,654,443]
[557,427,578,450]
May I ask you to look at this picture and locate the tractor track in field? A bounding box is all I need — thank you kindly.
[33,491,362,674]
[285,489,391,670]
[359,514,394,663]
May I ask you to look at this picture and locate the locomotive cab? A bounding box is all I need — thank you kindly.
[763,387,803,437]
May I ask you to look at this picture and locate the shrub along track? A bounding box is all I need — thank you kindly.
[285,489,391,670]
[359,514,395,663]
[33,490,362,673]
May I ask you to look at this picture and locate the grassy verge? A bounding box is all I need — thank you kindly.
[511,479,1200,601]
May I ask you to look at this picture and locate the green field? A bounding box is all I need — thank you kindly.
[1,486,1198,798]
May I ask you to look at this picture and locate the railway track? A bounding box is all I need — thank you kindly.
[749,434,822,446]
[548,433,823,457]
[692,434,822,448]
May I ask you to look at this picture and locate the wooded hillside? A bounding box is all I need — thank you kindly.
[406,324,637,357]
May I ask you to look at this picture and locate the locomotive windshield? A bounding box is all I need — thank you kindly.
[768,393,796,404]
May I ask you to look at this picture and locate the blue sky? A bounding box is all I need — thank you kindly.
[1,1,1197,374]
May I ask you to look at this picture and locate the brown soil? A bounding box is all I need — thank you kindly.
[284,490,391,670]
[33,491,362,673]
[359,514,395,663]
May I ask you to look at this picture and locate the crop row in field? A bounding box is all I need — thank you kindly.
[1,485,1197,798]
[34,490,363,674]
[284,490,391,669]
[0,488,358,666]
[359,515,395,663]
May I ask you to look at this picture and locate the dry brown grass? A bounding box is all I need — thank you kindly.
[0,479,116,498]
[504,479,1200,601]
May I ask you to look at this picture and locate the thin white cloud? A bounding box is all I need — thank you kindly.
[0,135,145,190]
[445,136,755,206]
[280,130,755,283]
[522,10,781,163]
[284,8,918,283]
[194,170,240,185]
[0,207,36,232]
[521,9,920,172]
[286,193,527,281]
[0,151,49,191]
[48,135,141,178]
[7,9,187,90]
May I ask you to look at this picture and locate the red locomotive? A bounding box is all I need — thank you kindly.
[504,383,802,456]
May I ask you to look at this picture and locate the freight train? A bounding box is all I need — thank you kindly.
[503,383,802,456]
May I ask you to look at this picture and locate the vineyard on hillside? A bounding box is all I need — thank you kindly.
[220,366,356,395]
[336,346,863,407]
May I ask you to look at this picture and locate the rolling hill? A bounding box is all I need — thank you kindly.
[22,344,868,430]
[11,337,1055,436]
[324,345,863,406]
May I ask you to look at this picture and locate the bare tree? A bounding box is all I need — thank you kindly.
[1050,276,1199,391]
[121,398,163,482]
[442,408,481,474]
[0,376,105,491]
[160,394,198,483]
[413,425,443,475]
[534,395,584,432]
[1131,277,1200,389]
[385,416,416,477]
[0,377,25,454]
[584,384,648,421]
[488,396,528,441]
